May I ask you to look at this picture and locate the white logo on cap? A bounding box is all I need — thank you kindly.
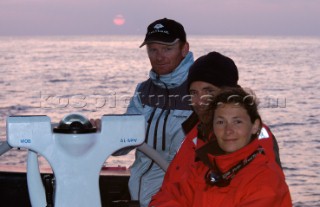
[154,24,164,29]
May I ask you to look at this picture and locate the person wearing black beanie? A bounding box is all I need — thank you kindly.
[149,51,282,207]
[185,51,240,130]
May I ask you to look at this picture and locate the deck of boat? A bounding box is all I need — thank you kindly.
[0,165,131,207]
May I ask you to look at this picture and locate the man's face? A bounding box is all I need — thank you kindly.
[189,81,220,123]
[146,42,189,75]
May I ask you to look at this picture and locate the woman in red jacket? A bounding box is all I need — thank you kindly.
[151,87,292,206]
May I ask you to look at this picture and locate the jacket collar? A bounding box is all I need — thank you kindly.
[196,138,260,172]
[182,112,199,134]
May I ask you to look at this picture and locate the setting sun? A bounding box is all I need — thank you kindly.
[113,15,125,26]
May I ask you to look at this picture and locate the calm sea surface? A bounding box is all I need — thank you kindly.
[0,35,319,206]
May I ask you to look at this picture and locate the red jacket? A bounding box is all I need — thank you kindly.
[149,121,284,206]
[150,139,292,207]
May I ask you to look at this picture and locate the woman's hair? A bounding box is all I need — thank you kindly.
[210,87,262,137]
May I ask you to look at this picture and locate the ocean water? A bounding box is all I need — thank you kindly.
[0,35,319,206]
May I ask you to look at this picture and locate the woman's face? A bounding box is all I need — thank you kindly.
[213,103,260,154]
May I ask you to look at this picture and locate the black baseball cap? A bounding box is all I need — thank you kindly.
[139,18,187,48]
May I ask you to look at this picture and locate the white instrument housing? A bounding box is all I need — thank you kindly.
[7,114,145,207]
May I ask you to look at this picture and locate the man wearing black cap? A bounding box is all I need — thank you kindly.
[125,18,194,206]
[149,52,282,206]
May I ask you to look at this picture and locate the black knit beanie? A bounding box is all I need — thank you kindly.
[187,51,239,88]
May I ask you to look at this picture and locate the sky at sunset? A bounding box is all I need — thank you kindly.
[0,0,319,36]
